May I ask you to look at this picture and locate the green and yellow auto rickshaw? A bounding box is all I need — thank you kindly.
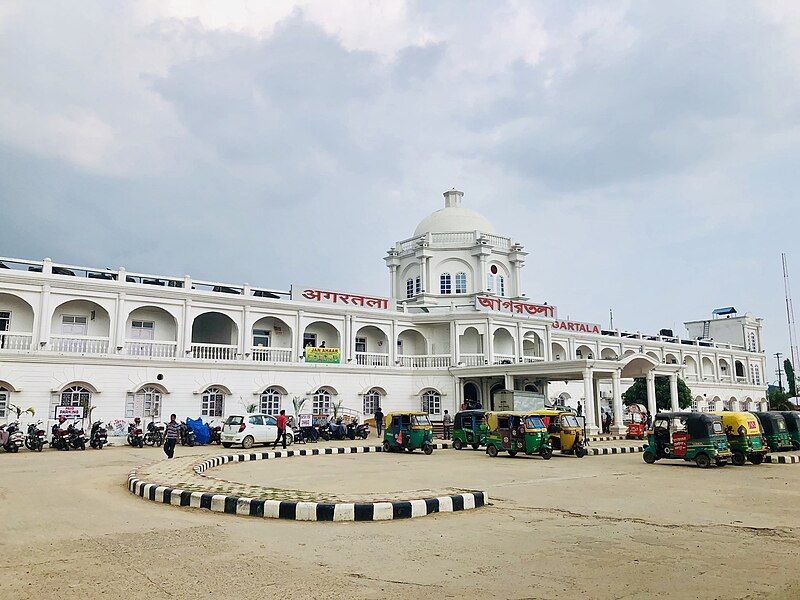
[484,411,552,459]
[382,411,434,454]
[452,410,487,450]
[752,412,793,452]
[531,409,588,458]
[712,411,767,465]
[643,412,731,468]
[778,411,800,450]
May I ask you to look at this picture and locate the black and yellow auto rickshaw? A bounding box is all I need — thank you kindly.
[484,411,552,459]
[752,412,793,452]
[712,411,768,465]
[382,411,434,454]
[778,411,800,450]
[643,412,731,468]
[531,409,587,458]
[452,410,487,450]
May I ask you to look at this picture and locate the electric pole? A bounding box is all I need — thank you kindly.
[775,352,783,392]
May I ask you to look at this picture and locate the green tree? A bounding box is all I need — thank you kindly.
[622,376,692,410]
[768,385,794,411]
[784,359,797,398]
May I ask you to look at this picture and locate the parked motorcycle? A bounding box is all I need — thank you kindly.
[179,421,196,446]
[0,422,25,452]
[67,422,86,450]
[89,420,108,449]
[51,422,71,451]
[127,418,144,448]
[207,421,222,445]
[319,419,348,441]
[347,418,370,440]
[25,421,47,452]
[144,421,164,447]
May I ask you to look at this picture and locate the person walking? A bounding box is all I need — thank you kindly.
[442,409,453,440]
[374,406,384,437]
[576,401,583,416]
[163,414,179,459]
[273,409,288,449]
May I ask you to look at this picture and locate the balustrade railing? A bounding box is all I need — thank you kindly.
[521,355,545,363]
[190,343,238,361]
[354,352,390,366]
[398,354,451,368]
[459,353,485,366]
[50,335,109,354]
[493,354,516,365]
[0,331,33,351]
[125,340,178,358]
[251,347,294,363]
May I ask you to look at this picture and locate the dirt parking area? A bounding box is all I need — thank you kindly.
[1,441,799,600]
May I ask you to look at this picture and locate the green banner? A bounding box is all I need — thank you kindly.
[304,347,341,364]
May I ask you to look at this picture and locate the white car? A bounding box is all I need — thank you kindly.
[221,413,294,449]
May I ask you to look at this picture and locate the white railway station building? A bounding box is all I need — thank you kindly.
[0,189,767,434]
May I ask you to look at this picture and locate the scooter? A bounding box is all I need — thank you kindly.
[1,422,25,452]
[127,420,144,448]
[50,423,71,450]
[89,420,108,449]
[207,421,222,445]
[179,422,196,446]
[346,419,370,440]
[144,421,164,447]
[25,421,47,452]
[67,422,86,450]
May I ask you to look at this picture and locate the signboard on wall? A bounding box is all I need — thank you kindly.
[492,390,546,412]
[304,346,341,364]
[55,405,84,420]
[552,319,602,334]
[475,296,557,319]
[298,414,313,428]
[292,285,394,310]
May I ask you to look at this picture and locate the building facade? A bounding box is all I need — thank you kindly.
[0,190,767,434]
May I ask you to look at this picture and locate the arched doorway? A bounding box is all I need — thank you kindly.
[463,381,480,409]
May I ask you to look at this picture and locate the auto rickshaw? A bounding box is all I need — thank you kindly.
[778,411,800,450]
[642,412,731,468]
[530,409,587,458]
[484,411,552,459]
[626,411,647,440]
[752,412,793,452]
[382,411,434,455]
[712,411,768,465]
[452,410,487,450]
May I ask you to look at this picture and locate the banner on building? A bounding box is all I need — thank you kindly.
[475,296,557,319]
[292,285,394,310]
[304,346,341,364]
[55,405,84,420]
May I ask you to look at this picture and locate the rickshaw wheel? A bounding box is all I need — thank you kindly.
[749,453,764,465]
[540,447,553,460]
[576,448,587,459]
[452,439,464,450]
[716,459,727,467]
[487,445,498,458]
[642,451,656,464]
[382,440,391,452]
[695,453,711,468]
[471,443,480,450]
[731,451,746,466]
[423,444,433,455]
[507,450,517,457]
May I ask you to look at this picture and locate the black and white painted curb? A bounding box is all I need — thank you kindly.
[765,453,800,464]
[587,435,629,442]
[127,443,488,521]
[586,445,646,456]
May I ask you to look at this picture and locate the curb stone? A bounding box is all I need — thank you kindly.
[127,442,488,521]
[587,445,646,456]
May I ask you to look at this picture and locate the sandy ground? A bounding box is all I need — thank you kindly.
[1,441,799,600]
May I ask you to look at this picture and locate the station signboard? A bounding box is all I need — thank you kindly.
[292,285,394,310]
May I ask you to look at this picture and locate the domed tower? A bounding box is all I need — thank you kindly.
[385,189,527,309]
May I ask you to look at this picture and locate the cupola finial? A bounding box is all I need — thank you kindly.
[443,188,464,208]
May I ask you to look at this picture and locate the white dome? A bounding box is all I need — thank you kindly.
[413,190,496,236]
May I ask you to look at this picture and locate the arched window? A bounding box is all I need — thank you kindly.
[0,386,8,418]
[415,277,421,295]
[497,275,505,297]
[362,388,382,415]
[313,388,331,414]
[440,273,452,294]
[406,278,414,299]
[260,387,284,415]
[126,386,162,419]
[202,387,226,417]
[60,385,91,411]
[750,364,761,386]
[455,272,467,294]
[421,389,441,415]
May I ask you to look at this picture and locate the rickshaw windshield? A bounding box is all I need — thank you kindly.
[562,415,580,428]
[777,420,787,432]
[412,415,431,427]
[711,422,724,434]
[525,416,545,429]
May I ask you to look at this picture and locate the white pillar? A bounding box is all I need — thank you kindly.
[389,265,397,300]
[669,373,679,412]
[295,311,304,362]
[181,299,192,355]
[646,371,657,415]
[582,369,598,434]
[504,373,514,391]
[36,283,51,349]
[112,292,126,353]
[486,319,494,365]
[239,305,249,358]
[390,319,398,365]
[612,370,625,434]
[450,321,459,365]
[515,322,523,361]
[419,256,428,294]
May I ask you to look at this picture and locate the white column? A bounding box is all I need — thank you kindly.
[669,373,679,412]
[646,371,657,415]
[36,283,51,349]
[112,292,126,353]
[295,311,304,362]
[450,321,459,365]
[419,256,428,294]
[239,305,249,358]
[515,322,523,361]
[730,355,736,383]
[486,319,494,365]
[181,299,192,355]
[389,265,397,300]
[582,369,598,434]
[612,370,625,434]
[390,319,398,365]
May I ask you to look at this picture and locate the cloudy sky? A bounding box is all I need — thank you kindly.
[1,1,799,379]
